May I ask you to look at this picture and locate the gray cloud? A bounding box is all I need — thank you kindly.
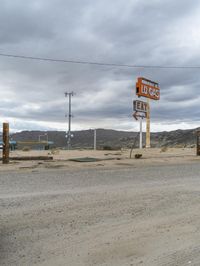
[0,0,200,131]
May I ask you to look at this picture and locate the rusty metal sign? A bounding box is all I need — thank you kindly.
[133,111,139,120]
[136,77,160,100]
[133,100,147,113]
[132,111,146,121]
[197,131,200,156]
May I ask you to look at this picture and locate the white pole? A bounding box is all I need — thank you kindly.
[94,129,96,150]
[139,117,142,149]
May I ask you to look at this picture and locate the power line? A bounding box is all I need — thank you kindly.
[0,52,200,69]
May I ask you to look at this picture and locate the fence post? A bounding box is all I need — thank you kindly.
[197,130,200,156]
[3,123,9,164]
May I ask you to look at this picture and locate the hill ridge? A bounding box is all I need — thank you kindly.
[10,128,198,149]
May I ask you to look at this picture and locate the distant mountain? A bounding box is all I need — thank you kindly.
[10,128,198,149]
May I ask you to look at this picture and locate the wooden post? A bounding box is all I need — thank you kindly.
[3,123,9,164]
[94,129,97,150]
[146,98,150,148]
[197,131,200,156]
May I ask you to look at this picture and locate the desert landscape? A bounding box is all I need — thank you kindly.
[1,1,200,265]
[1,148,200,265]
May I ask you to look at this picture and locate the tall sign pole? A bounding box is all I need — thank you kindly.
[135,77,160,149]
[3,123,9,164]
[146,98,150,148]
[65,92,74,150]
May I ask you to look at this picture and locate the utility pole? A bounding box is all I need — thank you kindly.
[65,92,74,150]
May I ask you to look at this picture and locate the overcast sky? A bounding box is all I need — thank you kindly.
[0,0,200,132]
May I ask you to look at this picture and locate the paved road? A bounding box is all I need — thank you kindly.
[1,163,200,265]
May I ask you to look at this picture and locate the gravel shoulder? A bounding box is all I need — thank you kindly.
[1,155,200,265]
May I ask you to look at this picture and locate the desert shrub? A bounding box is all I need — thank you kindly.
[103,145,112,150]
[160,146,168,152]
[102,145,121,151]
[22,146,30,151]
[50,148,60,155]
[174,144,184,148]
[135,154,142,159]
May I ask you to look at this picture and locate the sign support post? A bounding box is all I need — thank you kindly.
[146,98,150,148]
[135,77,160,149]
[139,117,143,149]
[133,100,147,149]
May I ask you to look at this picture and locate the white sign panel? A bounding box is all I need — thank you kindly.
[133,100,147,113]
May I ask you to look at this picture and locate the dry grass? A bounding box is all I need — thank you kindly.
[160,146,168,152]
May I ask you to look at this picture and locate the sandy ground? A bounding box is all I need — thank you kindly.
[0,147,199,171]
[1,148,200,265]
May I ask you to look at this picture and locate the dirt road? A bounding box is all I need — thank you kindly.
[1,162,200,265]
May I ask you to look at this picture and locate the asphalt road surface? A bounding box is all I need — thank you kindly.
[1,162,200,265]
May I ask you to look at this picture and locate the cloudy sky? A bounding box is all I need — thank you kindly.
[0,0,200,132]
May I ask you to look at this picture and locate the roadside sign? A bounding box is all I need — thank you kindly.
[133,100,147,113]
[133,111,138,120]
[136,77,160,100]
[132,111,146,121]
